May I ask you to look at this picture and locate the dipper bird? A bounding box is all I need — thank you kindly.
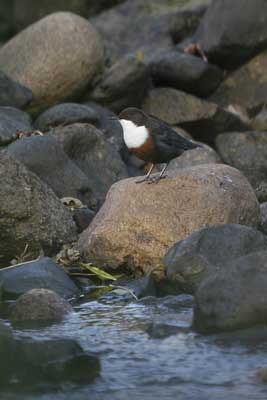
[116,107,201,183]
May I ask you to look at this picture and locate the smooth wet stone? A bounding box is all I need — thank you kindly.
[142,87,247,143]
[0,106,33,145]
[78,164,260,276]
[150,51,223,97]
[9,288,73,322]
[0,336,100,389]
[7,134,94,208]
[87,54,150,113]
[210,51,267,112]
[193,251,267,333]
[34,103,100,132]
[196,0,267,69]
[50,123,128,208]
[146,323,188,339]
[0,153,77,266]
[165,224,267,294]
[114,276,156,299]
[216,131,267,194]
[0,12,104,113]
[84,102,123,151]
[91,0,211,63]
[0,71,32,109]
[0,258,79,300]
[73,207,95,233]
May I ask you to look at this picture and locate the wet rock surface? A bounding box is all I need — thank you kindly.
[34,103,100,132]
[0,12,104,113]
[0,257,79,300]
[150,51,223,97]
[0,332,100,390]
[78,164,260,276]
[1,2,267,396]
[0,153,77,266]
[0,71,32,108]
[142,88,247,143]
[87,54,150,112]
[7,134,94,207]
[193,251,267,333]
[196,0,267,69]
[216,131,267,194]
[51,123,128,208]
[91,0,211,63]
[165,224,267,294]
[210,51,267,112]
[9,288,73,322]
[73,207,96,233]
[0,106,33,145]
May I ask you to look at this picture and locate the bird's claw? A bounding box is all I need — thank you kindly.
[135,174,167,184]
[147,175,167,184]
[135,176,152,184]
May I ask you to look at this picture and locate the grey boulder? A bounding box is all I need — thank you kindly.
[142,88,248,143]
[51,123,128,208]
[216,131,267,195]
[165,224,267,294]
[196,0,267,69]
[0,258,79,300]
[0,71,32,109]
[150,51,223,97]
[88,54,150,112]
[9,288,73,322]
[7,135,94,207]
[0,153,77,266]
[0,334,100,389]
[34,103,100,132]
[0,106,33,145]
[193,251,267,333]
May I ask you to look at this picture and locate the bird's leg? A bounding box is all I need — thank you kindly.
[135,163,155,184]
[148,163,169,184]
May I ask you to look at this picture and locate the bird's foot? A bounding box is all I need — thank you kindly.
[147,174,167,184]
[135,175,152,184]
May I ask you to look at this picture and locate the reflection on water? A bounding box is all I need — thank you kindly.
[2,294,267,400]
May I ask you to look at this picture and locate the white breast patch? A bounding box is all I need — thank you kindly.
[119,119,149,149]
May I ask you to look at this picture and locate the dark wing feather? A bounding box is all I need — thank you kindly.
[147,114,196,149]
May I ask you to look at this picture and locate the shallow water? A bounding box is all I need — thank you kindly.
[2,294,267,400]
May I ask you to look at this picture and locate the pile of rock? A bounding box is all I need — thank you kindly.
[1,1,267,362]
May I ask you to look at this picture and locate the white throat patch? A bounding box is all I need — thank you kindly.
[119,119,149,149]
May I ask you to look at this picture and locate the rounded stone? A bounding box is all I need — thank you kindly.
[78,164,260,277]
[10,288,72,322]
[0,12,104,113]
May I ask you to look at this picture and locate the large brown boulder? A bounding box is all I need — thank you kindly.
[0,12,103,113]
[78,164,260,277]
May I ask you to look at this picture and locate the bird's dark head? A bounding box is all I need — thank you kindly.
[118,107,148,127]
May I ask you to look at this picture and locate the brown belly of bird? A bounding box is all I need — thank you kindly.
[130,136,156,162]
